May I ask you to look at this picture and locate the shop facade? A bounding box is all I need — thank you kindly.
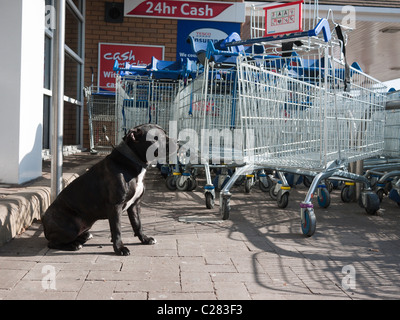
[0,0,399,185]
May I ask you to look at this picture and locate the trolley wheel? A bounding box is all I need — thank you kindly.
[269,183,278,200]
[277,192,289,209]
[205,192,215,209]
[317,187,331,208]
[244,178,252,193]
[359,192,380,215]
[301,208,316,237]
[187,177,197,191]
[259,176,271,192]
[220,196,230,220]
[176,176,189,191]
[376,189,385,203]
[341,185,354,203]
[166,175,177,191]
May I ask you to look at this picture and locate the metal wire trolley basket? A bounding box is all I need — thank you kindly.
[115,75,181,143]
[85,86,117,154]
[214,3,387,236]
[363,91,400,206]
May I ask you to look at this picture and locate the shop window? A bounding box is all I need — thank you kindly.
[44,35,52,90]
[65,3,81,56]
[63,101,81,145]
[43,95,51,149]
[64,53,82,102]
[43,0,85,150]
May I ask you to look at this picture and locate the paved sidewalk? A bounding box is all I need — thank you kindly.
[1,154,400,300]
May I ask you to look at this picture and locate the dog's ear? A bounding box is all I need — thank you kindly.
[123,128,143,143]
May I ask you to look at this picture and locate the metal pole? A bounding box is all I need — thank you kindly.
[50,0,66,202]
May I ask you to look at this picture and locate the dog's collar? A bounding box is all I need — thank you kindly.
[114,141,148,168]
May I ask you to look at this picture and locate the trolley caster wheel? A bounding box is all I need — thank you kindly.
[220,194,231,220]
[341,185,354,203]
[259,176,271,192]
[317,187,331,208]
[187,176,197,191]
[359,191,380,215]
[244,177,252,193]
[166,175,177,191]
[269,183,279,200]
[176,176,189,191]
[301,208,316,237]
[376,189,385,203]
[205,192,215,209]
[277,192,289,208]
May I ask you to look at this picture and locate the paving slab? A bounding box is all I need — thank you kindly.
[0,153,400,301]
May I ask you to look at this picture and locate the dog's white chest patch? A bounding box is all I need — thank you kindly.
[124,168,146,210]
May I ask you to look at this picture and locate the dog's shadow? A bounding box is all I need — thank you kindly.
[0,223,142,257]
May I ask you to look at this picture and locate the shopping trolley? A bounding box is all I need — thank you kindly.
[216,10,386,236]
[114,57,199,180]
[85,86,116,154]
[362,90,400,206]
[115,75,181,142]
[172,33,272,208]
[113,58,196,143]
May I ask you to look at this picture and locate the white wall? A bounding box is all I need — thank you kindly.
[0,0,44,184]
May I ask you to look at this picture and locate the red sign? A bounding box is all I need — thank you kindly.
[98,43,164,91]
[125,0,245,23]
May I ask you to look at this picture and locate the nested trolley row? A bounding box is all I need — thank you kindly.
[171,6,387,236]
[86,0,393,237]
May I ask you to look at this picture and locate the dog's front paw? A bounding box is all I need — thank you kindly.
[114,245,130,256]
[142,236,157,245]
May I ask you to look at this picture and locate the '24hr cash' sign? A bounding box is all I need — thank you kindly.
[124,0,245,22]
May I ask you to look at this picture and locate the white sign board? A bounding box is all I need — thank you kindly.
[264,0,303,37]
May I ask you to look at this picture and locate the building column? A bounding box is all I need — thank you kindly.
[0,0,45,184]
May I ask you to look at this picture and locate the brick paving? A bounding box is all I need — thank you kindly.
[1,155,400,300]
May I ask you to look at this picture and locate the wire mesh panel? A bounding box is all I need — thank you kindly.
[173,74,205,134]
[215,0,388,233]
[384,108,400,158]
[331,68,387,163]
[86,88,116,153]
[116,75,181,142]
[236,39,386,170]
[174,65,242,164]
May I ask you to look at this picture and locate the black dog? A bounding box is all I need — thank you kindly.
[42,124,167,255]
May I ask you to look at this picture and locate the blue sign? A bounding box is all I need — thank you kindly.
[176,20,241,61]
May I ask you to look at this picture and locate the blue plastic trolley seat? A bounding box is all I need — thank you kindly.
[113,57,197,80]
